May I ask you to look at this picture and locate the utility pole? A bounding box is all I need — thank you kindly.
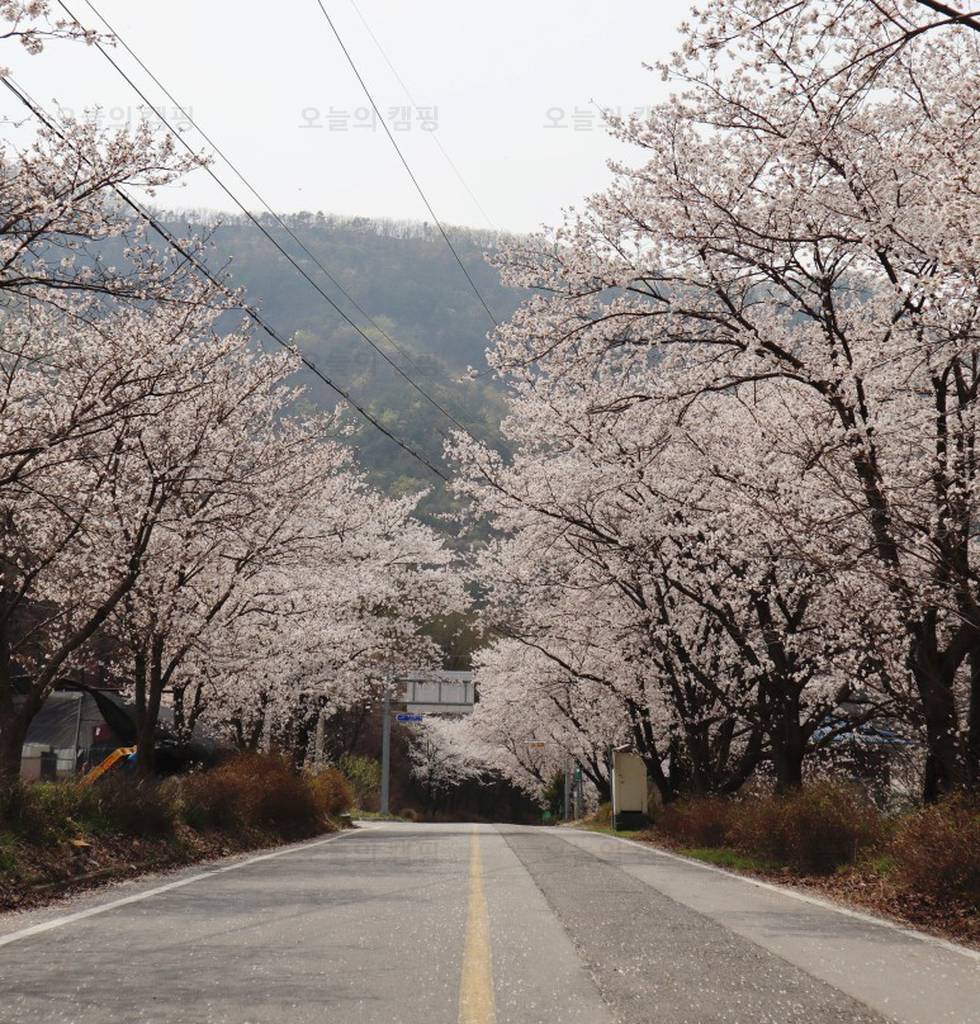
[380,682,392,816]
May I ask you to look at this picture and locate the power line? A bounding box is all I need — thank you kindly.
[0,74,450,482]
[56,0,474,444]
[73,0,482,442]
[346,0,498,233]
[70,0,506,399]
[312,0,499,328]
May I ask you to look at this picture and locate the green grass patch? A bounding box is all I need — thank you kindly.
[0,834,17,873]
[865,854,897,876]
[576,822,641,839]
[680,846,774,872]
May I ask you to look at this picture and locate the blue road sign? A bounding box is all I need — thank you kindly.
[396,713,424,723]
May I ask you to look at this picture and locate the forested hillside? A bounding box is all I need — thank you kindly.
[159,211,524,519]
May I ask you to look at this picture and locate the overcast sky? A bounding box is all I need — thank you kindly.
[7,1,692,233]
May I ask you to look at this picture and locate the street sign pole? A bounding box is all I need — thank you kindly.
[380,683,391,816]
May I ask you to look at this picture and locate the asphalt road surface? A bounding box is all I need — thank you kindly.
[0,823,977,1024]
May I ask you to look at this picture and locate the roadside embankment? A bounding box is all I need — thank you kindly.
[0,754,353,912]
[581,782,980,948]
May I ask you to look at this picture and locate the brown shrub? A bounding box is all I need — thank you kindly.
[180,754,320,838]
[399,807,419,822]
[660,796,734,848]
[730,782,883,874]
[307,767,353,818]
[180,770,245,831]
[85,775,177,837]
[891,797,980,903]
[228,754,320,836]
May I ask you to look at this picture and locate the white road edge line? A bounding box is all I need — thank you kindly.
[565,827,980,964]
[0,825,381,949]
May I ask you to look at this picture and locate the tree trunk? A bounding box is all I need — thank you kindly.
[920,707,964,801]
[171,684,186,743]
[581,752,611,802]
[0,538,150,787]
[135,635,165,779]
[244,694,268,753]
[133,644,148,774]
[188,681,206,734]
[664,735,688,802]
[719,723,765,795]
[0,712,28,789]
[0,682,44,789]
[343,704,369,759]
[771,697,805,792]
[681,722,712,796]
[626,698,674,804]
[913,651,966,800]
[291,703,321,772]
[968,645,980,788]
[0,597,18,787]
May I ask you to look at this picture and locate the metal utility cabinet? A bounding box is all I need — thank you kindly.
[611,750,648,831]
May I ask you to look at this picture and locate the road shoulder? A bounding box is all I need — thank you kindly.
[0,825,373,944]
[556,827,980,1024]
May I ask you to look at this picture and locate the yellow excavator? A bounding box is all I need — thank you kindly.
[79,746,136,787]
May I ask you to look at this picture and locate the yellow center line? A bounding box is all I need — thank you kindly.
[458,828,497,1024]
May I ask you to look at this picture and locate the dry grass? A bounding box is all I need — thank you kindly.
[183,754,320,838]
[0,753,354,911]
[644,784,978,947]
[307,767,354,819]
[656,784,883,875]
[890,796,980,904]
[659,796,734,848]
[729,783,884,875]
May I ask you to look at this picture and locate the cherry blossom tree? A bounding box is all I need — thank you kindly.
[452,379,882,798]
[185,485,463,769]
[0,296,247,781]
[465,638,621,801]
[100,347,320,775]
[458,0,980,799]
[0,1,467,793]
[0,1,97,59]
[408,716,488,810]
[0,1,231,783]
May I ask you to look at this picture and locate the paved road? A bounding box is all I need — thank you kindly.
[0,823,976,1024]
